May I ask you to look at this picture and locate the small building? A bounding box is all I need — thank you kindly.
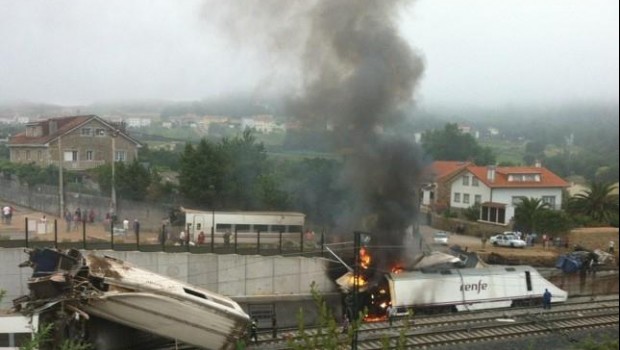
[8,115,141,171]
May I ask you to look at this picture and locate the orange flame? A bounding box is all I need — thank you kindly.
[347,274,367,287]
[360,247,371,269]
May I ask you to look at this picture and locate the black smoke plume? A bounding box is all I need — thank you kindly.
[204,0,426,276]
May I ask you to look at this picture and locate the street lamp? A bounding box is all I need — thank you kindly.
[110,130,119,215]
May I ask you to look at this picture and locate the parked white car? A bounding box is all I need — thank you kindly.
[433,231,449,245]
[492,234,526,248]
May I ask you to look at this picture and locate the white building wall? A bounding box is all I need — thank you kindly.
[450,173,491,209]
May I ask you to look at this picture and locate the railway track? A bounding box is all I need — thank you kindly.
[248,295,619,349]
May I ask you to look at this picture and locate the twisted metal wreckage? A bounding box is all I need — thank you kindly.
[13,248,249,350]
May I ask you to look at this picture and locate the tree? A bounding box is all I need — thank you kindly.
[568,182,619,226]
[421,123,495,165]
[178,130,271,210]
[93,160,153,201]
[513,197,550,234]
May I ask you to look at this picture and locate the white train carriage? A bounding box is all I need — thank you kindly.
[183,208,305,243]
[387,265,567,314]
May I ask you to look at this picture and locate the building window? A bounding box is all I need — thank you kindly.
[454,192,461,203]
[508,173,541,182]
[64,151,78,162]
[115,150,126,162]
[37,150,42,160]
[81,128,92,136]
[475,195,482,204]
[95,128,106,136]
[542,196,556,208]
[86,150,94,161]
[26,150,31,160]
[462,175,469,186]
[472,177,479,187]
[463,193,470,204]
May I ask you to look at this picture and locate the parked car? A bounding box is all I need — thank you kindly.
[433,231,450,245]
[493,234,526,248]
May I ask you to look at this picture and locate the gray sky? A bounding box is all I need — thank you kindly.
[0,0,618,108]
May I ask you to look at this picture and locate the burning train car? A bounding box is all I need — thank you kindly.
[386,265,568,315]
[336,240,568,320]
[12,248,249,350]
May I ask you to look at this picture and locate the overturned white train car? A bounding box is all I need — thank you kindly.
[13,248,250,350]
[387,265,567,314]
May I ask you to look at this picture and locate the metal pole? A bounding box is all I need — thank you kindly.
[58,136,64,218]
[111,130,118,215]
[54,219,58,249]
[279,230,283,254]
[211,208,215,251]
[25,217,29,248]
[110,219,114,250]
[352,231,360,350]
[257,230,260,254]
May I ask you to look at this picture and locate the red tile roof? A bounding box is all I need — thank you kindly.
[9,115,94,145]
[464,166,569,188]
[422,161,473,181]
[9,115,141,147]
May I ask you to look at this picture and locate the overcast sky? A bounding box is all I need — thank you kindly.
[0,0,618,108]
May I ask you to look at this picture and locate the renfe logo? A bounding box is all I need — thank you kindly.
[460,280,488,294]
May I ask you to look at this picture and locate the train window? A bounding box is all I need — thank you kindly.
[505,267,516,272]
[289,225,303,233]
[216,224,232,231]
[255,225,268,232]
[272,225,285,233]
[184,288,206,299]
[236,224,250,232]
[525,271,532,291]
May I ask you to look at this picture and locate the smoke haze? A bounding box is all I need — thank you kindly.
[204,0,426,274]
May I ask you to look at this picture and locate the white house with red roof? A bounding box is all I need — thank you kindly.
[448,163,569,225]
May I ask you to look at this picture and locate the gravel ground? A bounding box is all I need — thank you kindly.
[434,326,619,350]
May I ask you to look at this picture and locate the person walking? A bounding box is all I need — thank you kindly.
[542,288,552,310]
[122,218,130,236]
[133,219,140,236]
[271,315,277,339]
[386,304,395,326]
[249,318,258,343]
[609,240,615,254]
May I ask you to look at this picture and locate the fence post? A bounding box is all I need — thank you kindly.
[234,228,238,254]
[83,222,87,250]
[25,217,29,248]
[300,230,304,252]
[110,219,114,250]
[257,230,260,254]
[54,219,58,249]
[279,230,283,254]
[321,230,325,257]
[210,226,214,253]
[161,225,166,252]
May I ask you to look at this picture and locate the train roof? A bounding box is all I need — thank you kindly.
[388,265,538,281]
[182,207,306,217]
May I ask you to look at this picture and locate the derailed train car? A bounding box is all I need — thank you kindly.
[12,248,250,350]
[386,265,568,315]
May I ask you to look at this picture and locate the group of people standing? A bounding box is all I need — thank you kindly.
[63,207,96,231]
